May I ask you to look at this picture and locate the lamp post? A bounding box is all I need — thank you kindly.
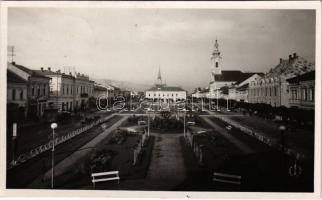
[216,89,219,111]
[12,122,17,165]
[279,125,286,152]
[50,122,58,189]
[146,108,151,137]
[181,108,187,137]
[226,96,230,112]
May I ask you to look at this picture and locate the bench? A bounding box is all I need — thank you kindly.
[91,171,120,188]
[213,172,242,185]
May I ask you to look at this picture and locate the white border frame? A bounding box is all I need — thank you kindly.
[0,1,321,199]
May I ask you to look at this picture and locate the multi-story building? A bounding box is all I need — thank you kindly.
[228,73,264,102]
[93,84,108,99]
[36,68,75,112]
[286,71,315,110]
[8,62,50,117]
[248,53,315,107]
[74,73,95,111]
[7,70,28,119]
[145,68,186,103]
[36,69,95,112]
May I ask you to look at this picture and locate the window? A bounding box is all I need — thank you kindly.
[62,85,65,95]
[274,87,277,96]
[43,84,46,95]
[31,86,35,96]
[291,89,297,100]
[37,86,41,96]
[12,89,16,100]
[311,87,315,101]
[20,90,23,100]
[302,88,308,101]
[216,62,219,68]
[269,88,271,96]
[67,85,69,94]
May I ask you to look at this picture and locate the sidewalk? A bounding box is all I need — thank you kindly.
[206,110,313,159]
[28,116,128,188]
[142,132,187,190]
[201,116,255,154]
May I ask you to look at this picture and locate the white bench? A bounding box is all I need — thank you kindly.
[213,172,242,185]
[91,171,120,188]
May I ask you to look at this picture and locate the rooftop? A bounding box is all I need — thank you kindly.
[7,70,28,84]
[10,62,50,79]
[265,53,314,79]
[147,85,186,92]
[286,71,315,84]
[211,71,263,83]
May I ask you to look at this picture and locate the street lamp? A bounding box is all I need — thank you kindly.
[226,96,230,112]
[50,122,58,189]
[181,108,187,137]
[279,125,286,152]
[216,89,219,111]
[146,108,151,137]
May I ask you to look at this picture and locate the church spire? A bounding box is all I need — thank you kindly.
[157,66,162,85]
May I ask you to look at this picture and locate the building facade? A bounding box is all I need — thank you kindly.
[287,71,315,110]
[93,84,108,99]
[7,70,28,119]
[36,68,94,112]
[248,53,315,107]
[145,68,187,102]
[8,62,50,117]
[228,73,263,102]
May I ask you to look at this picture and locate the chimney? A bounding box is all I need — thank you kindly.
[48,67,51,71]
[293,53,297,59]
[289,54,292,61]
[41,67,44,71]
[280,58,282,64]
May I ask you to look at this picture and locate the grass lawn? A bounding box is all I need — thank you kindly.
[178,116,314,192]
[6,114,122,188]
[6,111,114,161]
[54,123,155,189]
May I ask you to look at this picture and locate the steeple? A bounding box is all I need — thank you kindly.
[211,38,222,79]
[212,38,220,57]
[157,66,162,85]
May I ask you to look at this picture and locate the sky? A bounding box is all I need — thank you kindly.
[8,8,316,92]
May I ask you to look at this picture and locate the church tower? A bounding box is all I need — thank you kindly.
[211,39,222,81]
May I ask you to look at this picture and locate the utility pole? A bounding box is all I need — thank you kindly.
[8,46,16,63]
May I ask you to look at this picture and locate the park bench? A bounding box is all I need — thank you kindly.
[213,172,242,185]
[91,171,120,188]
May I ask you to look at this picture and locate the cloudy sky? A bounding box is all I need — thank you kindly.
[8,8,315,91]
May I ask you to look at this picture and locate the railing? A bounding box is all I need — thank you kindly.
[211,115,306,160]
[8,115,113,170]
